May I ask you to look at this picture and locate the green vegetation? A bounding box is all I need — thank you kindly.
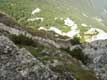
[70,37,81,45]
[18,44,97,80]
[62,47,89,65]
[50,63,98,80]
[0,0,106,32]
[10,34,37,47]
[18,45,45,58]
[0,0,104,79]
[10,33,89,65]
[9,33,97,80]
[69,47,89,64]
[60,37,89,64]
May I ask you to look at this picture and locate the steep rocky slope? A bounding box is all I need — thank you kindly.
[0,12,100,80]
[0,35,59,80]
[82,40,107,80]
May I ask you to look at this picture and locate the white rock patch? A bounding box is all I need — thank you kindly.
[82,13,88,17]
[65,30,80,38]
[32,8,41,15]
[64,18,75,27]
[49,27,62,35]
[27,17,44,22]
[93,17,102,22]
[38,18,79,38]
[85,28,107,42]
[38,26,79,38]
[81,23,88,27]
[49,27,79,38]
[38,27,47,31]
[64,18,79,38]
[71,24,78,30]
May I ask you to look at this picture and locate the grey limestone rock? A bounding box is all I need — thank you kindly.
[0,35,58,80]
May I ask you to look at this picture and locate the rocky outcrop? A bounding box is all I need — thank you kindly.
[0,35,59,80]
[0,35,99,80]
[0,22,72,49]
[0,12,72,49]
[0,12,99,80]
[82,40,107,80]
[0,35,79,80]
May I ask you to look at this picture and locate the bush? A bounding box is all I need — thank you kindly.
[70,48,89,64]
[10,34,37,47]
[70,37,81,45]
[62,47,89,64]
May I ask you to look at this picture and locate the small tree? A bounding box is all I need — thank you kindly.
[10,34,37,47]
[69,47,89,64]
[61,47,89,65]
[70,36,81,45]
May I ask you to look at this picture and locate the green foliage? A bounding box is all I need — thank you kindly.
[69,47,89,64]
[18,45,97,80]
[0,0,106,32]
[10,34,37,47]
[70,37,81,45]
[62,47,89,64]
[18,45,45,58]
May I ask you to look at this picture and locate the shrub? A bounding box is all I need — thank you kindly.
[10,34,37,47]
[62,47,89,64]
[70,48,89,64]
[70,37,81,45]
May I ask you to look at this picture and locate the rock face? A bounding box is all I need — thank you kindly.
[0,35,79,80]
[82,40,107,80]
[0,22,71,49]
[0,35,59,80]
[0,12,99,80]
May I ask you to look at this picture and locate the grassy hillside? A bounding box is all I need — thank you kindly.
[0,0,106,32]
